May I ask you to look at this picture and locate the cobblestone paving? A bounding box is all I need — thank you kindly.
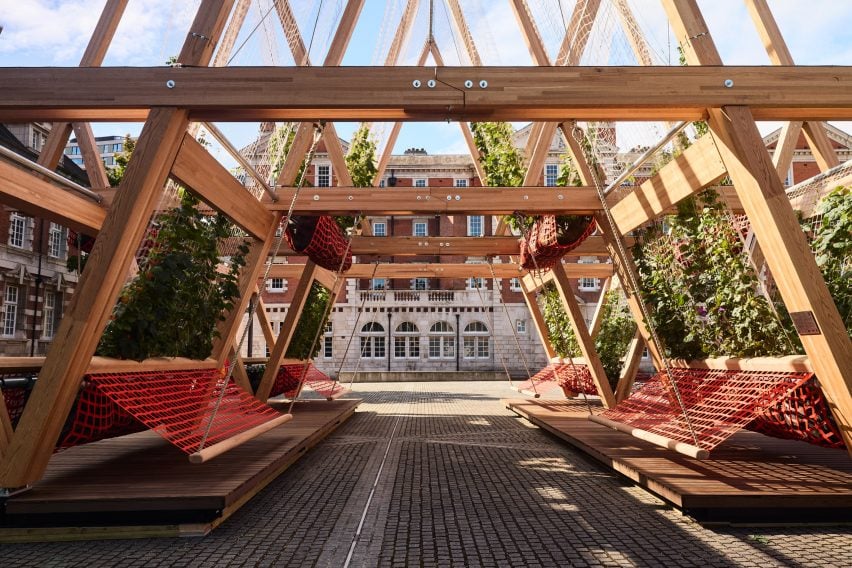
[1,381,850,567]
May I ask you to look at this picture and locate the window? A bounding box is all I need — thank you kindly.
[69,145,81,155]
[268,277,286,292]
[3,285,18,336]
[394,322,420,359]
[454,179,468,188]
[411,278,429,290]
[544,163,559,186]
[316,164,331,187]
[428,321,455,359]
[413,221,428,237]
[32,131,42,151]
[103,156,114,166]
[47,223,66,259]
[509,277,521,292]
[516,319,527,333]
[43,292,63,339]
[414,179,427,187]
[113,143,123,152]
[323,321,333,358]
[467,277,486,290]
[578,257,600,290]
[467,215,484,237]
[360,322,386,358]
[373,221,387,236]
[463,321,490,358]
[371,278,386,290]
[8,213,28,249]
[379,179,386,188]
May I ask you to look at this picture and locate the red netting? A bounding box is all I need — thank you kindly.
[58,384,144,449]
[552,364,597,396]
[271,363,349,399]
[512,366,561,396]
[519,215,596,270]
[86,368,284,455]
[285,215,352,272]
[599,368,814,452]
[747,377,845,449]
[2,386,30,428]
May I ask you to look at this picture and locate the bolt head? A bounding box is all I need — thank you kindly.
[412,79,421,88]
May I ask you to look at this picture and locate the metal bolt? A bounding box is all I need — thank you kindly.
[412,79,421,88]
[455,195,461,200]
[724,79,734,88]
[557,194,564,200]
[523,195,529,200]
[427,79,437,88]
[446,195,452,201]
[479,80,488,88]
[313,194,319,201]
[166,79,176,89]
[464,80,473,88]
[348,195,353,201]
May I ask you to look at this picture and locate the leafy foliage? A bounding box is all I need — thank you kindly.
[345,124,378,187]
[285,282,330,360]
[106,134,136,187]
[97,192,249,360]
[807,185,851,338]
[633,190,794,359]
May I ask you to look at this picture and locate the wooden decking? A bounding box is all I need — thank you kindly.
[1,399,359,541]
[505,398,852,523]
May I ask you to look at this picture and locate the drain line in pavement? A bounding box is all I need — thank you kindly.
[343,413,402,568]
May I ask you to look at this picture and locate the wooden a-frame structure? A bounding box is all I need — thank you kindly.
[0,0,850,488]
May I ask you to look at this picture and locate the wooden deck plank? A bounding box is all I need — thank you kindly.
[6,399,359,517]
[505,399,852,518]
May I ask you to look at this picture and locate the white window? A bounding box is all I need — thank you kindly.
[316,164,331,187]
[467,277,486,290]
[373,221,387,236]
[113,143,123,152]
[411,278,429,290]
[414,179,427,187]
[467,215,484,237]
[428,321,455,359]
[463,321,490,358]
[43,292,61,338]
[394,321,420,359]
[578,256,600,290]
[32,131,42,151]
[3,285,18,336]
[48,223,66,259]
[544,163,559,186]
[509,277,521,292]
[360,322,386,358]
[454,179,468,188]
[9,213,28,249]
[268,277,286,292]
[371,278,386,290]
[413,221,428,237]
[323,321,333,358]
[516,319,527,333]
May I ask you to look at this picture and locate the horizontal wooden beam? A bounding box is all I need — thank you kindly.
[268,187,601,215]
[609,134,726,234]
[3,66,852,122]
[670,356,812,373]
[0,356,219,375]
[171,133,275,239]
[0,159,106,234]
[521,263,614,290]
[265,262,612,279]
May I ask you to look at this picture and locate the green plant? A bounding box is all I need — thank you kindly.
[808,185,851,337]
[285,282,331,359]
[106,134,135,187]
[97,192,249,360]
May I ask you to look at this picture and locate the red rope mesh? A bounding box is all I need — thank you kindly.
[285,215,352,272]
[513,365,561,395]
[520,215,596,270]
[747,377,845,449]
[514,364,597,397]
[86,368,283,455]
[270,363,349,399]
[58,384,144,449]
[600,368,814,452]
[2,386,29,428]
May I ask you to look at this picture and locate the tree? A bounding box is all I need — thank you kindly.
[106,134,135,187]
[345,123,378,187]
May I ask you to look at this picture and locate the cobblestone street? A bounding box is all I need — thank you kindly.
[1,381,850,567]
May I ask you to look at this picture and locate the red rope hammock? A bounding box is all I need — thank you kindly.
[270,363,348,400]
[514,364,597,397]
[82,368,284,455]
[599,368,816,452]
[285,215,352,272]
[58,384,144,449]
[519,215,596,271]
[2,385,30,428]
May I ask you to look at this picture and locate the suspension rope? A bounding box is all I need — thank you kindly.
[338,262,380,390]
[485,260,533,389]
[198,122,326,452]
[471,266,515,387]
[571,124,701,447]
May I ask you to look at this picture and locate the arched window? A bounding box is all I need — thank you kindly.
[463,321,490,359]
[428,321,455,359]
[394,321,420,359]
[360,321,386,358]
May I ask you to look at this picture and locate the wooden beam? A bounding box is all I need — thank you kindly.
[0,159,106,234]
[269,262,611,279]
[609,134,726,235]
[171,133,275,239]
[664,0,852,451]
[255,261,319,401]
[520,263,614,290]
[255,295,277,348]
[670,356,813,373]
[268,186,602,215]
[588,277,611,340]
[212,0,251,67]
[771,120,803,180]
[520,278,557,360]
[71,122,110,190]
[551,263,616,408]
[614,329,644,403]
[5,66,852,123]
[445,0,481,66]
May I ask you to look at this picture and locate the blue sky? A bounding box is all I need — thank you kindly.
[1,0,850,167]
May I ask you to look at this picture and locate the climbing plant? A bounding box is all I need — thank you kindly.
[284,282,330,359]
[97,192,249,360]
